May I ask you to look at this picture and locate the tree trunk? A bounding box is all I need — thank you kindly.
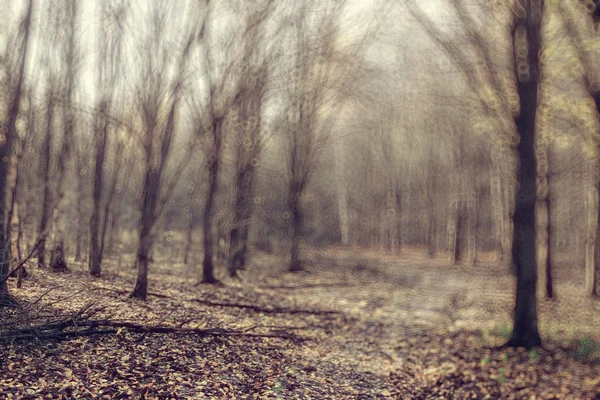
[588,182,600,298]
[201,167,218,283]
[183,212,194,265]
[89,104,108,277]
[200,118,222,284]
[37,100,54,269]
[74,173,86,262]
[507,2,542,348]
[395,190,402,254]
[131,165,161,299]
[427,212,436,258]
[590,96,600,298]
[227,168,255,277]
[289,202,303,272]
[50,240,68,272]
[132,231,151,300]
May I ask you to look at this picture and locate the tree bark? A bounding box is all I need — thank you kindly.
[89,102,108,277]
[588,181,600,298]
[289,200,303,272]
[227,169,254,277]
[183,211,194,265]
[200,117,223,284]
[50,240,68,272]
[507,1,542,348]
[590,96,600,298]
[37,99,54,269]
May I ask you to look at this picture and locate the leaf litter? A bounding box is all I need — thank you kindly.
[1,248,599,399]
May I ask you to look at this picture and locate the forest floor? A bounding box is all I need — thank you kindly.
[1,246,600,399]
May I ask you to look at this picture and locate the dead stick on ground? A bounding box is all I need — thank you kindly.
[190,299,342,315]
[1,319,311,342]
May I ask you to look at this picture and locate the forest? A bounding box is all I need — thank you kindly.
[1,0,600,398]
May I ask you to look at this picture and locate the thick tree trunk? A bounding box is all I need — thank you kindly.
[507,3,542,348]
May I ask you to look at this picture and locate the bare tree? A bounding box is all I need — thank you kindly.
[195,0,278,283]
[89,0,130,277]
[408,0,543,347]
[559,0,600,297]
[0,0,33,306]
[278,0,384,272]
[223,4,275,278]
[131,1,200,299]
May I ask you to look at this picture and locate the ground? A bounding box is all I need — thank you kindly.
[1,246,599,399]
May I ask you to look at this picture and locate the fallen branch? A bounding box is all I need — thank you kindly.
[190,299,342,315]
[0,318,310,343]
[258,282,352,290]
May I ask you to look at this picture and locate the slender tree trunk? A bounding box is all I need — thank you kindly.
[588,181,600,298]
[75,174,86,262]
[473,187,483,263]
[395,190,402,254]
[289,198,303,272]
[201,167,218,283]
[51,1,76,270]
[227,168,255,277]
[333,139,349,246]
[590,94,600,298]
[427,212,436,257]
[89,104,108,277]
[15,213,24,288]
[201,117,222,284]
[545,195,554,298]
[183,212,194,265]
[426,165,437,257]
[507,1,542,348]
[37,100,54,269]
[491,159,505,262]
